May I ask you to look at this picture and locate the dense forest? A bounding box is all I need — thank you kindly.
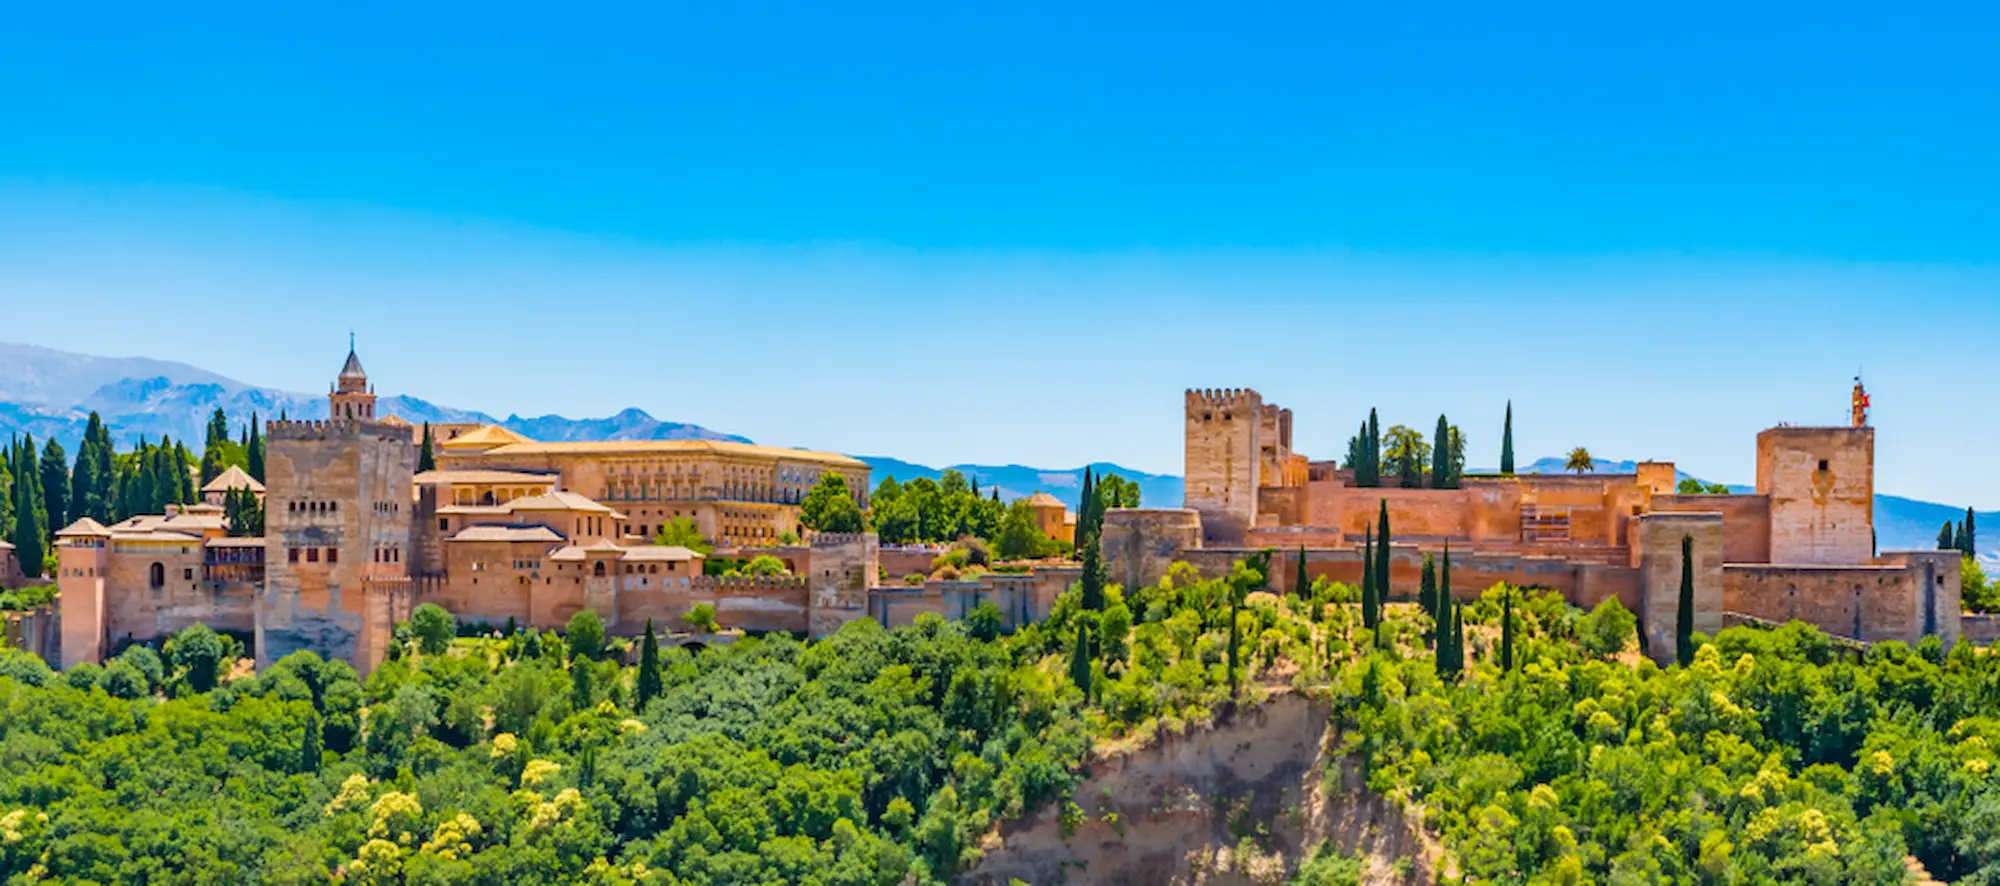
[3,545,2000,882]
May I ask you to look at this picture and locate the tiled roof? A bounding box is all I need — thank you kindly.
[414,469,558,486]
[439,425,535,450]
[621,545,702,561]
[56,517,113,538]
[1024,492,1065,508]
[506,491,615,514]
[201,465,266,494]
[450,525,566,544]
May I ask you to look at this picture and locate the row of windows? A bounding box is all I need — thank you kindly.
[371,502,401,515]
[288,500,338,514]
[374,546,403,564]
[286,546,338,564]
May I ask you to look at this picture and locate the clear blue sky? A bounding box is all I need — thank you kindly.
[2,2,1997,505]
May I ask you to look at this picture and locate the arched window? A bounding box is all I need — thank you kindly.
[593,561,607,578]
[149,562,165,588]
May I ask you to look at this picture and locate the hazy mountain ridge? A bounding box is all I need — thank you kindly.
[856,457,1182,511]
[0,342,741,449]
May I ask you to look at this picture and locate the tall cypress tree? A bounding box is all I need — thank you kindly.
[175,440,196,505]
[1295,545,1309,596]
[12,439,43,578]
[1965,508,1979,557]
[86,414,114,521]
[299,712,323,774]
[1432,415,1452,488]
[1376,500,1392,602]
[1367,409,1381,488]
[1676,534,1696,667]
[19,435,46,543]
[1078,522,1107,611]
[1069,621,1093,700]
[1500,587,1515,672]
[1226,588,1242,699]
[418,422,437,473]
[39,438,67,536]
[1419,553,1437,627]
[1438,541,1454,636]
[1360,526,1378,630]
[1941,522,1958,551]
[247,414,265,483]
[636,618,663,711]
[1500,401,1516,475]
[1452,602,1466,675]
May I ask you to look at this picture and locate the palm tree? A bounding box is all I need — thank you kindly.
[1565,447,1594,474]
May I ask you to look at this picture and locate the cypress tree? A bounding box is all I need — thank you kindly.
[1500,587,1515,671]
[1078,523,1106,611]
[39,438,67,536]
[1419,553,1437,626]
[1367,409,1381,487]
[299,712,323,773]
[1965,508,1979,557]
[206,407,230,453]
[86,414,114,521]
[247,415,265,483]
[12,441,43,578]
[175,441,195,504]
[1227,588,1242,699]
[1676,534,1696,667]
[1941,522,1957,551]
[1376,499,1392,602]
[636,618,663,711]
[1432,415,1452,488]
[1438,541,1454,638]
[69,436,96,529]
[1295,545,1309,596]
[1069,621,1093,699]
[1361,526,1377,629]
[1452,602,1466,675]
[1500,401,1515,475]
[418,423,437,473]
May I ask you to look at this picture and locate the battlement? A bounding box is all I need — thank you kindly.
[691,574,810,590]
[1185,388,1263,415]
[267,418,414,444]
[811,531,878,549]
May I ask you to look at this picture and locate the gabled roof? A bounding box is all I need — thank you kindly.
[57,517,113,538]
[1024,492,1065,508]
[506,491,615,514]
[205,536,267,548]
[439,424,535,450]
[449,525,566,544]
[201,465,266,494]
[375,414,413,428]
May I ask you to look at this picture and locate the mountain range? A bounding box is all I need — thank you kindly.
[0,341,1983,557]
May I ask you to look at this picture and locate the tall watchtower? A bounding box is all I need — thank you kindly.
[260,343,415,671]
[330,335,378,421]
[1184,388,1263,543]
[1756,388,1876,566]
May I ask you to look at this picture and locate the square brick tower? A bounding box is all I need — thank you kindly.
[1757,425,1874,566]
[259,344,416,671]
[1184,388,1264,544]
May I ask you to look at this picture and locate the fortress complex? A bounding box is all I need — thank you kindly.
[54,345,951,674]
[1103,385,1961,655]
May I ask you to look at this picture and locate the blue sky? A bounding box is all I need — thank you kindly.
[2,2,1997,505]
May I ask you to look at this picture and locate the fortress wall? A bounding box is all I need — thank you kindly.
[1184,389,1262,544]
[1101,510,1202,591]
[1634,513,1725,658]
[1648,495,1773,564]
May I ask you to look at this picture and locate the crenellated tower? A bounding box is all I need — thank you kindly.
[1184,388,1264,543]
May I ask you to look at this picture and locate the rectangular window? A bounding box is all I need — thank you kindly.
[289,548,300,563]
[306,548,319,563]
[327,547,338,563]
[439,518,449,531]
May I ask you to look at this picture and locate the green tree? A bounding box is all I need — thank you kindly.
[1383,425,1429,488]
[1964,507,1978,557]
[1500,401,1515,475]
[299,712,323,773]
[1499,587,1515,671]
[1077,524,1107,611]
[409,603,456,656]
[993,500,1051,560]
[635,618,662,710]
[1069,621,1093,700]
[741,554,788,577]
[1097,473,1142,509]
[1419,553,1437,621]
[1565,446,1594,474]
[965,601,1002,642]
[247,413,265,482]
[1431,415,1453,488]
[418,423,437,473]
[1360,525,1378,630]
[1367,409,1381,488]
[1295,545,1309,596]
[1940,522,1957,551]
[799,472,866,534]
[1376,500,1391,605]
[39,438,68,533]
[566,609,605,660]
[651,516,713,555]
[1676,534,1696,667]
[1576,597,1636,658]
[12,438,43,579]
[681,602,718,633]
[166,623,228,692]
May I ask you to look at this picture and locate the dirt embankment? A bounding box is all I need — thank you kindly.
[963,693,1441,885]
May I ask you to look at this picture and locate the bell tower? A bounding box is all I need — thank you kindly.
[330,334,377,421]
